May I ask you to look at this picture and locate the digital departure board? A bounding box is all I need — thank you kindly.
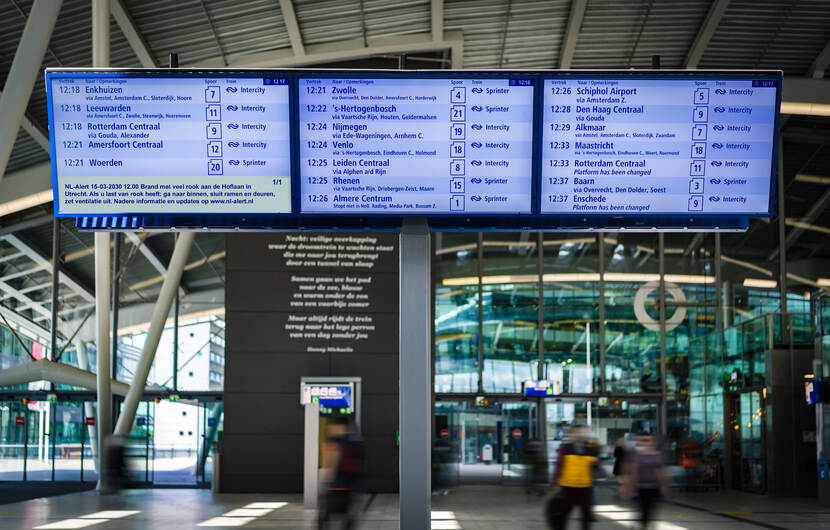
[47,73,292,216]
[540,77,778,216]
[298,76,535,214]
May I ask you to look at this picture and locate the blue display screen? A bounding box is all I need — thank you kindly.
[540,77,778,216]
[45,69,781,229]
[48,74,292,216]
[298,76,535,214]
[523,379,561,397]
[302,384,352,408]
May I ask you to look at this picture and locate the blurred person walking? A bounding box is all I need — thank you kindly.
[547,425,598,530]
[524,438,547,496]
[621,432,669,529]
[318,416,364,530]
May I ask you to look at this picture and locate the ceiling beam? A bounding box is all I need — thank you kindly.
[0,88,50,153]
[784,127,830,145]
[110,0,157,68]
[684,0,730,68]
[278,0,305,57]
[0,263,48,283]
[0,304,54,346]
[0,0,62,184]
[0,212,52,236]
[431,0,444,42]
[190,30,464,69]
[683,233,705,256]
[123,232,187,296]
[559,0,587,69]
[2,233,95,303]
[0,252,24,264]
[0,278,52,319]
[768,187,830,260]
[809,39,830,79]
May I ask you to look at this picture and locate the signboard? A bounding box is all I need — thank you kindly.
[523,379,561,397]
[298,75,535,214]
[46,69,781,231]
[439,428,449,439]
[540,76,778,217]
[86,417,95,426]
[512,428,522,439]
[47,72,292,216]
[15,416,24,426]
[301,383,353,408]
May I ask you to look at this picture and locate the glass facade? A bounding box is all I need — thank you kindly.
[0,313,225,484]
[433,231,811,484]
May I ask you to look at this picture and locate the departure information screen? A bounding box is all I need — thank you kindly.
[298,76,535,214]
[540,77,778,216]
[48,74,292,215]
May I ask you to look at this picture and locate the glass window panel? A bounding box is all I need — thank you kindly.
[26,401,53,480]
[705,394,725,456]
[435,234,480,393]
[118,315,225,391]
[82,402,99,483]
[542,234,598,393]
[53,402,83,480]
[603,234,660,393]
[705,333,723,395]
[0,400,27,480]
[481,233,538,393]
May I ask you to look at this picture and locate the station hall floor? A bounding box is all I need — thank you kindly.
[2,483,830,529]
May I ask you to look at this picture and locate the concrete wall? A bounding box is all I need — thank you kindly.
[222,233,399,493]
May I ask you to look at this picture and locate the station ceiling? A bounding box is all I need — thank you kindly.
[0,0,829,338]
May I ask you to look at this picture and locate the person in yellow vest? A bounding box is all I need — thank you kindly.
[550,425,598,530]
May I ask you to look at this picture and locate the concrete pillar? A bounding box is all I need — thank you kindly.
[399,219,431,529]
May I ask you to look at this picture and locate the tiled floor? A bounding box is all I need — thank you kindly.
[0,483,829,529]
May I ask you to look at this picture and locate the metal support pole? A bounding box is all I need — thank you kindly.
[49,219,61,360]
[111,233,120,381]
[399,218,431,530]
[776,141,788,313]
[658,233,668,435]
[92,0,110,67]
[0,0,63,182]
[598,232,606,393]
[92,0,111,491]
[94,233,111,489]
[537,233,545,443]
[303,400,320,509]
[173,289,179,391]
[23,409,28,481]
[538,232,544,381]
[75,341,98,474]
[114,232,194,436]
[715,234,723,332]
[477,232,484,394]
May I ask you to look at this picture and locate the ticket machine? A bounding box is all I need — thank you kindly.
[301,377,361,508]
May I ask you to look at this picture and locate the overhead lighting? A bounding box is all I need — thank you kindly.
[785,218,830,236]
[795,174,830,185]
[443,272,715,286]
[435,243,476,255]
[781,101,830,117]
[743,278,777,288]
[720,255,773,277]
[818,278,830,287]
